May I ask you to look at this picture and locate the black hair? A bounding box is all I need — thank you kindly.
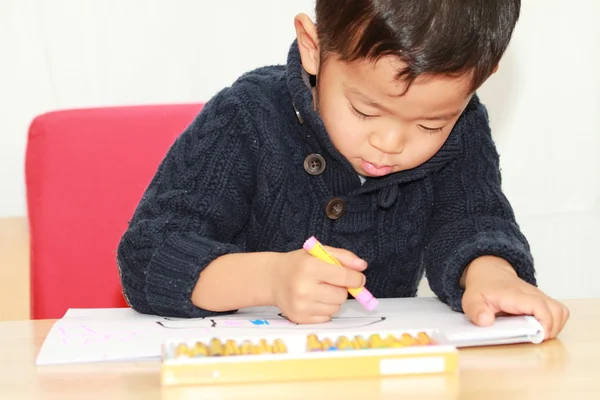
[315,0,520,92]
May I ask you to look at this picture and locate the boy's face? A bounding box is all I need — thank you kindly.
[314,54,474,177]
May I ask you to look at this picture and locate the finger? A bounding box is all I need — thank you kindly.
[313,283,348,305]
[309,302,342,318]
[305,315,333,324]
[291,303,341,324]
[315,263,366,288]
[497,292,554,339]
[548,301,570,339]
[288,313,332,325]
[462,292,496,326]
[561,304,570,334]
[284,301,340,324]
[324,246,368,271]
[547,302,563,339]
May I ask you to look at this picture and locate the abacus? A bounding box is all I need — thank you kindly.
[161,329,458,386]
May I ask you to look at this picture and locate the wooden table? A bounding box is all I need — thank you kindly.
[0,217,30,321]
[1,298,598,400]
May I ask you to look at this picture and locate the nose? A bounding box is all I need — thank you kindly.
[369,128,405,155]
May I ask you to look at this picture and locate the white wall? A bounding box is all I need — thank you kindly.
[1,1,599,299]
[476,0,600,299]
[0,0,315,216]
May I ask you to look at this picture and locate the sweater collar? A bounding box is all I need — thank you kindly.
[285,40,468,197]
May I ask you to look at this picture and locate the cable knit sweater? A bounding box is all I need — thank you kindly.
[116,41,536,318]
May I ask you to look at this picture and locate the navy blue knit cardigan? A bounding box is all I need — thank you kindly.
[116,41,536,318]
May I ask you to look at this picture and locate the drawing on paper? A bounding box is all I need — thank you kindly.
[156,313,386,330]
[58,324,138,346]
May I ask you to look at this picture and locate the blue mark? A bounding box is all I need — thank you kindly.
[249,319,270,326]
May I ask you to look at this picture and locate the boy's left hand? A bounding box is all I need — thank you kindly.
[461,255,570,340]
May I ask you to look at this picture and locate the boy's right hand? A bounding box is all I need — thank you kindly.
[271,247,367,324]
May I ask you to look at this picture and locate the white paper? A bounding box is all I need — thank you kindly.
[36,297,543,365]
[62,307,151,320]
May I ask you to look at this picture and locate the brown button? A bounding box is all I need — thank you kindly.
[325,197,346,220]
[303,154,326,176]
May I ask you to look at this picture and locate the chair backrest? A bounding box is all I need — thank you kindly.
[25,103,203,319]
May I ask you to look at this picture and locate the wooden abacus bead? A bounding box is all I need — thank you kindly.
[224,340,239,356]
[255,339,270,354]
[175,343,190,357]
[239,340,253,355]
[384,334,397,347]
[417,332,432,345]
[307,334,322,352]
[273,339,288,353]
[321,338,335,350]
[368,334,384,348]
[336,335,352,350]
[190,341,208,357]
[399,333,418,346]
[352,335,368,349]
[208,338,224,356]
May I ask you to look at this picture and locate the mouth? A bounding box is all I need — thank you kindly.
[360,159,393,177]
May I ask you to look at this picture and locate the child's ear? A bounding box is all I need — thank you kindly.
[294,13,320,76]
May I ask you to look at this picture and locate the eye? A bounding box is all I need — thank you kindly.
[348,103,378,120]
[418,125,444,134]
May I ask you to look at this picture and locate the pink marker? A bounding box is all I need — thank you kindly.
[303,236,379,311]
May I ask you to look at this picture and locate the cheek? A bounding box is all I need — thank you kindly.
[319,97,365,152]
[407,133,451,165]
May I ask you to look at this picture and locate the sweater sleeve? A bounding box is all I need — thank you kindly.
[423,100,537,312]
[116,88,257,318]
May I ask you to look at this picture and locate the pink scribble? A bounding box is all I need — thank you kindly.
[58,325,138,346]
[224,320,244,326]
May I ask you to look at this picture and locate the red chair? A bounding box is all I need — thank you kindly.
[25,103,203,319]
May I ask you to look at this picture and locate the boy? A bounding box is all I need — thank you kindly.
[117,0,569,340]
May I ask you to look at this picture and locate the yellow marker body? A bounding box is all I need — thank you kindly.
[303,237,378,310]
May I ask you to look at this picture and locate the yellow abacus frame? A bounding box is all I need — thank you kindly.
[160,329,459,386]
